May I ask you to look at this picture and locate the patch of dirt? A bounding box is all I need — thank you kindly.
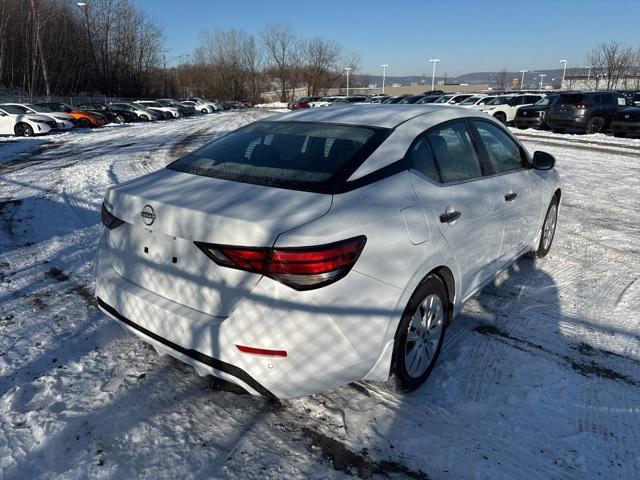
[302,427,429,479]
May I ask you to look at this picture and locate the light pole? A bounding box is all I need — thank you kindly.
[380,64,388,94]
[429,58,440,91]
[538,74,547,89]
[163,54,190,97]
[519,70,528,91]
[560,59,568,87]
[344,66,352,96]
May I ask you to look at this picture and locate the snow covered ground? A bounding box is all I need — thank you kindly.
[1,112,639,479]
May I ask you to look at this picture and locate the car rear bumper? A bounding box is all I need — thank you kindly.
[611,120,640,133]
[547,117,588,129]
[514,117,544,129]
[95,234,401,398]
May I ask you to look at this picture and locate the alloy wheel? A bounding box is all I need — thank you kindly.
[404,294,444,378]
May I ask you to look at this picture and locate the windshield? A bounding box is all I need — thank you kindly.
[4,104,29,113]
[534,96,555,106]
[167,121,390,192]
[434,95,453,104]
[0,105,26,114]
[485,96,511,106]
[26,104,50,113]
[461,96,482,105]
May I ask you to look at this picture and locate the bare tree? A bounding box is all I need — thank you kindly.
[587,41,635,90]
[262,24,299,102]
[303,37,342,96]
[496,68,508,90]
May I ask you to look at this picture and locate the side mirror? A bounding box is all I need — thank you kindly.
[532,151,555,170]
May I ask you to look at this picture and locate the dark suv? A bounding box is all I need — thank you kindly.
[514,94,559,130]
[546,91,628,134]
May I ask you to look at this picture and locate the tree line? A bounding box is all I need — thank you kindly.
[0,0,163,98]
[174,24,360,103]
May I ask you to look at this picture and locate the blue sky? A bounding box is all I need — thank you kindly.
[135,0,640,76]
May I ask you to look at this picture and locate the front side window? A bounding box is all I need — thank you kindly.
[168,121,390,192]
[474,121,525,174]
[424,122,482,183]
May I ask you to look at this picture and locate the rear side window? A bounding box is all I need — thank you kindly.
[167,121,390,192]
[474,121,525,174]
[424,122,482,183]
[408,137,441,182]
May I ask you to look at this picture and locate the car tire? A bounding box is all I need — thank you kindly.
[586,116,605,134]
[79,117,92,128]
[613,131,627,138]
[552,128,565,134]
[494,112,507,124]
[530,195,559,258]
[14,123,34,137]
[201,109,208,114]
[391,275,448,392]
[140,114,149,121]
[115,115,126,124]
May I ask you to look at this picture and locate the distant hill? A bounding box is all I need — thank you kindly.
[361,68,590,88]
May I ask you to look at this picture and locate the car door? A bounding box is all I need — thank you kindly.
[0,110,13,134]
[471,119,540,267]
[408,120,504,300]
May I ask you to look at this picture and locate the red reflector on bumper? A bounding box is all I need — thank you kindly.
[236,345,287,357]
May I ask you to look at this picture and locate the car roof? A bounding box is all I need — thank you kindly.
[262,104,476,129]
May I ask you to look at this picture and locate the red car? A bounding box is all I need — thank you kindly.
[287,96,321,110]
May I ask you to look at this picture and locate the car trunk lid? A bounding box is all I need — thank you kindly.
[104,169,332,316]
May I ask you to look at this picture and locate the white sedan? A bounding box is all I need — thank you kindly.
[0,104,57,136]
[1,103,75,130]
[133,101,182,119]
[96,105,561,398]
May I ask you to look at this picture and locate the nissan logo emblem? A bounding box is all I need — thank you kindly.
[141,205,156,226]
[625,113,630,119]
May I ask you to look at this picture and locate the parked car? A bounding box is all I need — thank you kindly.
[187,97,220,112]
[133,101,182,119]
[458,95,492,108]
[288,97,321,110]
[432,94,475,106]
[397,95,428,104]
[35,102,107,128]
[0,104,57,136]
[368,96,390,103]
[181,100,214,114]
[96,104,561,399]
[157,99,193,117]
[480,94,544,124]
[382,95,411,104]
[308,96,343,107]
[513,95,559,130]
[110,102,161,121]
[415,94,446,104]
[546,91,629,134]
[332,96,368,104]
[0,103,75,130]
[77,103,139,124]
[422,90,445,96]
[610,106,640,137]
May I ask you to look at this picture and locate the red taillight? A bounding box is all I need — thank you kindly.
[195,236,367,290]
[236,345,287,357]
[101,203,125,229]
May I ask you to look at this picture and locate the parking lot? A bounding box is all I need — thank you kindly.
[1,110,639,479]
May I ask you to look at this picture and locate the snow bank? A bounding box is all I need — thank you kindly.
[254,102,288,108]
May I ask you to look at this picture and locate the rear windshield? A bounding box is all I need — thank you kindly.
[167,121,390,193]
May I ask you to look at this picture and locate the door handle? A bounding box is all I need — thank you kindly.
[440,210,461,223]
[504,192,518,202]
